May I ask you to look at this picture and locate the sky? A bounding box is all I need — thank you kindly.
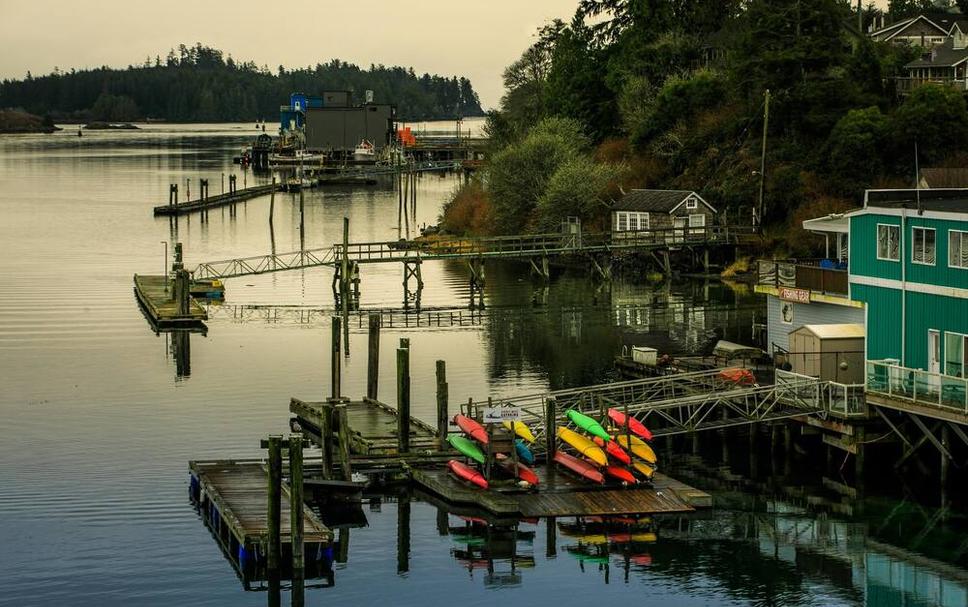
[0,0,580,109]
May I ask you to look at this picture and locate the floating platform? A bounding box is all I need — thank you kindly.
[189,460,334,587]
[133,274,207,330]
[411,467,707,517]
[154,182,281,216]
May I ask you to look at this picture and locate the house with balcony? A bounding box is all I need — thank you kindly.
[900,35,968,94]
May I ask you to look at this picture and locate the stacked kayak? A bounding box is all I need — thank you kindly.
[447,414,540,489]
[553,408,656,485]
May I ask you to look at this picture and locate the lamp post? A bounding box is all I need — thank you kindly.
[162,241,168,293]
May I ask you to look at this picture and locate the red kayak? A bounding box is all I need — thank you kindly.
[553,451,604,484]
[607,409,653,441]
[495,453,540,485]
[592,436,632,465]
[604,465,638,485]
[448,460,488,489]
[453,414,489,445]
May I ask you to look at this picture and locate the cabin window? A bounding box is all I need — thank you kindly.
[688,214,706,228]
[950,230,968,269]
[877,224,900,261]
[616,212,649,231]
[617,212,628,231]
[912,227,936,265]
[685,198,698,210]
[944,332,968,378]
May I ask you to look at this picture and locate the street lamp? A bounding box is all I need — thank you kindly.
[162,241,168,293]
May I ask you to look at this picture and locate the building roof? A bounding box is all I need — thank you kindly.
[794,324,866,340]
[905,37,968,68]
[864,188,968,213]
[614,189,716,213]
[871,14,948,41]
[920,168,968,188]
[803,213,851,234]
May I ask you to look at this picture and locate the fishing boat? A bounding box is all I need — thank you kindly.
[553,451,604,484]
[269,149,325,167]
[604,465,637,485]
[615,434,658,465]
[592,436,631,465]
[502,420,536,443]
[353,139,375,162]
[514,439,534,464]
[607,408,654,441]
[447,434,485,464]
[565,409,611,442]
[453,414,488,444]
[557,426,608,466]
[448,460,488,489]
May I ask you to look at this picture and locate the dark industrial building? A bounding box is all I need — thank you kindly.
[304,103,396,153]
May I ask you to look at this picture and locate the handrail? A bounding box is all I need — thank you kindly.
[866,360,968,414]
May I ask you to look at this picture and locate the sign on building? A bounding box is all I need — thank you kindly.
[482,406,521,423]
[779,287,811,304]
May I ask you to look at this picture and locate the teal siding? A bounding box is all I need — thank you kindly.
[852,284,901,361]
[906,215,968,290]
[850,214,902,281]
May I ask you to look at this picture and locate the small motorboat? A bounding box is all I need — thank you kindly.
[353,139,375,162]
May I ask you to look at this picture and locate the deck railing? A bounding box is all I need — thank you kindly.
[757,259,849,296]
[775,369,866,417]
[866,360,968,414]
[895,77,968,94]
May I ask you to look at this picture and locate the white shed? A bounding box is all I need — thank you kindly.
[788,324,865,384]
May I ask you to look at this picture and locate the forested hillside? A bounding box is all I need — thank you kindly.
[0,43,484,122]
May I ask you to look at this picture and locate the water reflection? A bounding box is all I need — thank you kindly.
[447,514,535,587]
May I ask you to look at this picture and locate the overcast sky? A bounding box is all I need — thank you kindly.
[0,0,580,109]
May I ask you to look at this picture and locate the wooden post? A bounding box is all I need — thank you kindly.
[397,493,411,574]
[546,516,557,557]
[367,314,381,400]
[266,435,283,572]
[545,398,557,461]
[269,177,275,226]
[319,403,332,480]
[331,316,341,401]
[290,434,304,577]
[397,346,411,453]
[336,405,352,480]
[436,360,449,450]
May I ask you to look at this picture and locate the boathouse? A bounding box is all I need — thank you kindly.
[611,189,717,237]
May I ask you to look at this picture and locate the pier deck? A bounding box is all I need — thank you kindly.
[154,182,280,216]
[189,460,333,585]
[291,397,438,455]
[133,274,207,329]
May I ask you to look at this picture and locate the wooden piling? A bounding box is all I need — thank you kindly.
[319,402,333,480]
[336,405,352,480]
[397,346,411,453]
[266,435,283,571]
[436,360,448,450]
[545,398,557,460]
[331,316,341,401]
[290,434,304,576]
[367,314,381,400]
[397,493,411,574]
[546,516,557,557]
[269,177,275,226]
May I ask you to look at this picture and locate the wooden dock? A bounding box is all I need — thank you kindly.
[189,460,333,585]
[154,182,280,216]
[133,274,207,329]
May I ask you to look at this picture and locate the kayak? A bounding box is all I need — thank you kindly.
[565,409,611,442]
[607,408,654,441]
[553,451,604,484]
[592,436,631,465]
[453,414,488,445]
[448,459,488,489]
[515,439,535,464]
[615,434,658,465]
[503,420,536,443]
[604,465,637,485]
[557,427,608,466]
[631,460,656,481]
[447,434,485,464]
[498,457,540,486]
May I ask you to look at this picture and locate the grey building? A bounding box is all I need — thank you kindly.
[304,104,395,153]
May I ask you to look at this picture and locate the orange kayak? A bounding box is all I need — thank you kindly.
[593,436,632,465]
[604,465,637,485]
[453,414,488,444]
[607,408,654,441]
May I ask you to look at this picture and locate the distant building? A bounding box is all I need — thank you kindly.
[303,103,395,154]
[901,35,968,94]
[279,91,352,132]
[869,14,950,46]
[920,168,968,189]
[611,190,717,238]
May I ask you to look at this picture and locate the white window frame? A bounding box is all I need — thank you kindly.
[616,212,628,232]
[944,331,968,378]
[877,223,900,262]
[911,226,936,266]
[688,214,706,228]
[638,212,650,230]
[949,230,968,269]
[685,198,698,210]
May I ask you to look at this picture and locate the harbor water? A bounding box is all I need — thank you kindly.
[1,123,967,606]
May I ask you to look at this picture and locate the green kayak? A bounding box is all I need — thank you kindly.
[566,409,611,442]
[447,434,485,464]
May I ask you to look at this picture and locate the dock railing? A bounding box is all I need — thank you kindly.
[775,369,866,417]
[866,360,968,414]
[757,259,849,296]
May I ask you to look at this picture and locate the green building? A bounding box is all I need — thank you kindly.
[848,189,968,377]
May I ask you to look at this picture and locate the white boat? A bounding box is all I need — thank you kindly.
[353,139,376,162]
[269,149,325,166]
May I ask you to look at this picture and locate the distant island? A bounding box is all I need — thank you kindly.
[83,122,139,130]
[0,109,61,133]
[0,43,485,124]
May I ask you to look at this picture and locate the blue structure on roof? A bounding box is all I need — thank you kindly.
[280,91,351,132]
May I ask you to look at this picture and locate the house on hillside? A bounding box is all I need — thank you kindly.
[870,14,950,46]
[611,190,717,240]
[900,36,968,94]
[920,168,968,188]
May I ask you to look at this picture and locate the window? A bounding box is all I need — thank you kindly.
[685,198,698,210]
[877,224,900,261]
[950,230,968,269]
[689,214,706,227]
[912,227,936,265]
[616,212,649,232]
[639,212,650,230]
[617,212,628,231]
[944,332,968,378]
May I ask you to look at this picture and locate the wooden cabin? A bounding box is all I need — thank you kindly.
[611,190,717,241]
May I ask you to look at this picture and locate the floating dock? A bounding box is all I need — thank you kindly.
[133,274,207,329]
[154,182,281,216]
[189,460,334,585]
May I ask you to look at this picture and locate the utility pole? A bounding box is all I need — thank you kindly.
[857,0,862,33]
[756,89,770,229]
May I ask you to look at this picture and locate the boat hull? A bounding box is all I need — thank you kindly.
[448,460,488,489]
[453,414,489,444]
[553,451,604,484]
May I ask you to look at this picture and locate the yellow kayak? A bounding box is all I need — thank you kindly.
[503,420,536,443]
[630,532,658,543]
[616,435,658,465]
[631,460,656,480]
[557,426,608,467]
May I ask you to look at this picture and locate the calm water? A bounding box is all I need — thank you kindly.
[0,123,966,606]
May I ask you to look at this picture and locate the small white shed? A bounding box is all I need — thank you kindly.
[788,323,865,384]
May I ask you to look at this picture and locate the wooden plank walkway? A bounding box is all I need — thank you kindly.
[133,274,207,329]
[291,398,438,456]
[154,182,280,216]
